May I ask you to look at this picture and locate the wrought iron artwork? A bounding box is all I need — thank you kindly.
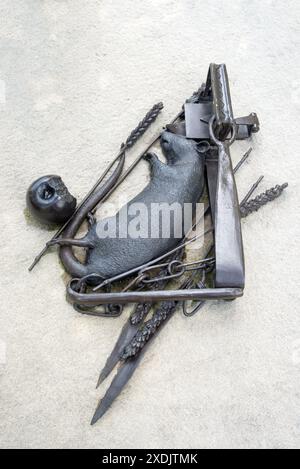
[27,64,288,425]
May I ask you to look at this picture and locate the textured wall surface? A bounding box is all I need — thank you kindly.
[0,0,299,449]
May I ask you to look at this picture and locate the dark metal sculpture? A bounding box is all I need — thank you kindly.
[28,64,288,425]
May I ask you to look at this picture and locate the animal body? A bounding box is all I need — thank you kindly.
[59,131,205,280]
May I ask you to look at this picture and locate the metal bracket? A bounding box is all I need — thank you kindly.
[184,102,212,139]
[184,63,259,142]
[235,113,260,140]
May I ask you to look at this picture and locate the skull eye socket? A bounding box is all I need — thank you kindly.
[39,183,55,200]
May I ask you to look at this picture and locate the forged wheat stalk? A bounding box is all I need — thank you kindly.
[123,102,163,149]
[28,102,164,271]
[121,301,176,360]
[240,183,288,218]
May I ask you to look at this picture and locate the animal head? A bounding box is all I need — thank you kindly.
[160,131,201,164]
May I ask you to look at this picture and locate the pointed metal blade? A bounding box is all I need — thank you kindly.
[96,320,140,388]
[91,308,174,425]
[96,302,153,387]
[91,353,144,425]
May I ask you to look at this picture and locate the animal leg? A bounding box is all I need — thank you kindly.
[144,152,165,177]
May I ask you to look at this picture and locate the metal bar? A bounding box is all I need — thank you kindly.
[210,63,234,123]
[213,140,245,288]
[208,63,245,289]
[67,286,243,306]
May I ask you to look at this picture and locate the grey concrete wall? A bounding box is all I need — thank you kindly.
[0,0,299,448]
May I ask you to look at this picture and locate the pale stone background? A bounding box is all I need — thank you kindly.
[0,0,299,449]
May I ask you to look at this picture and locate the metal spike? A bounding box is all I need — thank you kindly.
[233,147,252,174]
[96,301,152,387]
[91,350,145,424]
[96,320,141,388]
[91,309,174,424]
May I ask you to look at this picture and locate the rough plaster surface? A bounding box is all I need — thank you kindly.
[0,0,299,449]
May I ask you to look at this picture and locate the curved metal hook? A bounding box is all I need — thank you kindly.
[182,271,206,317]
